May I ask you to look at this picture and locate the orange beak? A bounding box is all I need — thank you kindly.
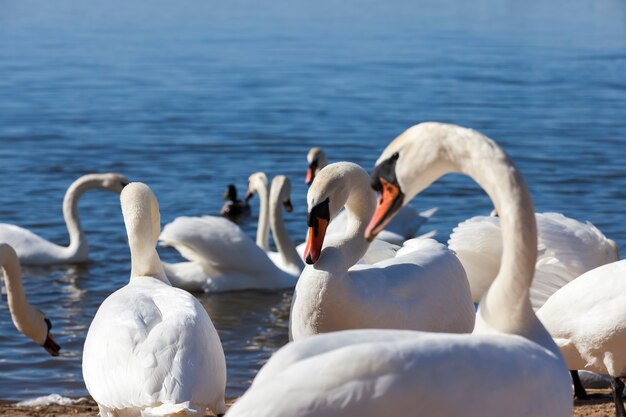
[305,162,317,185]
[365,178,402,241]
[304,218,329,264]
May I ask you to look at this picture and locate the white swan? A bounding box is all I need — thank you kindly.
[0,243,61,356]
[245,172,271,251]
[449,212,620,309]
[82,182,226,417]
[537,259,626,415]
[227,122,572,417]
[160,175,301,292]
[305,147,437,245]
[290,161,474,341]
[0,173,129,265]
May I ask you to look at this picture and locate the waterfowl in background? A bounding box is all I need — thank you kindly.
[449,211,619,309]
[0,243,60,356]
[537,259,626,416]
[290,162,474,341]
[227,122,572,417]
[305,146,437,245]
[0,173,129,265]
[83,183,226,417]
[160,174,301,292]
[220,184,251,222]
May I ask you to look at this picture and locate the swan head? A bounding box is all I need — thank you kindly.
[245,172,269,201]
[365,124,444,241]
[121,182,161,254]
[90,173,130,193]
[0,244,61,356]
[304,162,371,264]
[271,175,293,212]
[305,147,328,185]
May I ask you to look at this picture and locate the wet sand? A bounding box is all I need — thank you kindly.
[0,393,617,416]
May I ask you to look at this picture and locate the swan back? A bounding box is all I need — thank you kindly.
[121,183,168,283]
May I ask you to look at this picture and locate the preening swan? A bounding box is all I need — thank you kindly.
[449,212,619,309]
[160,174,301,292]
[82,182,226,417]
[228,122,572,417]
[0,173,129,265]
[290,161,474,341]
[0,243,60,356]
[537,259,626,416]
[305,147,437,245]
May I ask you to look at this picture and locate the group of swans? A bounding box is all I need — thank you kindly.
[228,122,574,417]
[1,123,623,417]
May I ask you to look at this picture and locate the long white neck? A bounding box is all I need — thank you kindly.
[0,244,47,345]
[255,181,270,251]
[61,175,100,259]
[402,124,554,349]
[122,184,169,284]
[318,167,375,272]
[269,191,303,273]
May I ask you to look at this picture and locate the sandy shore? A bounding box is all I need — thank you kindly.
[0,393,616,416]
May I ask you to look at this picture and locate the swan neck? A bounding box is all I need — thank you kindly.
[62,177,93,259]
[320,170,374,271]
[256,182,270,251]
[0,246,44,344]
[431,129,539,337]
[270,196,303,272]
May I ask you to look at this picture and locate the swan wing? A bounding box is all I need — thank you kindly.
[228,330,572,417]
[0,224,67,264]
[83,278,226,414]
[530,212,620,310]
[343,239,475,333]
[448,216,503,303]
[537,260,626,375]
[159,216,275,274]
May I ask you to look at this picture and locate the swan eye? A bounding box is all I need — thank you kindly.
[370,154,401,193]
[392,152,399,160]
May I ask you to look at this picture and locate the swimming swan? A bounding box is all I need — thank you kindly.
[0,173,129,265]
[0,243,61,356]
[227,122,572,417]
[160,175,301,292]
[82,182,226,417]
[290,161,474,340]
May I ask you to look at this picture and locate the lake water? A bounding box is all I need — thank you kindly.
[1,0,625,402]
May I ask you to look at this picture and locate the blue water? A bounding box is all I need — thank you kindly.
[1,0,625,402]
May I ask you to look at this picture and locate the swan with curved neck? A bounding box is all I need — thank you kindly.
[292,161,474,340]
[0,173,129,265]
[83,182,226,417]
[227,123,571,417]
[0,243,60,356]
[161,174,301,292]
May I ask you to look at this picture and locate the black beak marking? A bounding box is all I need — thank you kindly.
[307,198,330,235]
